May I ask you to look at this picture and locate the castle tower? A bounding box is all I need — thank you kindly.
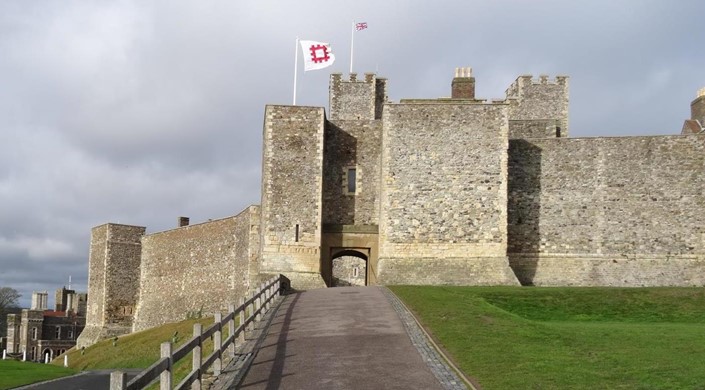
[505,74,569,138]
[451,67,476,99]
[259,105,327,289]
[329,73,387,120]
[76,223,145,348]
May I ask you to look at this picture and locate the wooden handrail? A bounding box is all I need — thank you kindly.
[110,274,285,390]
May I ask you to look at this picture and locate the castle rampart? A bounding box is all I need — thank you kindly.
[133,208,259,331]
[508,134,705,286]
[377,101,519,285]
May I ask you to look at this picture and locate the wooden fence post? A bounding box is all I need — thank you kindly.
[160,342,172,390]
[213,313,222,376]
[247,291,255,332]
[192,323,202,390]
[239,296,246,345]
[255,286,262,322]
[110,371,126,390]
[228,304,236,357]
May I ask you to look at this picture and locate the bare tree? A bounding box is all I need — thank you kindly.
[0,287,21,338]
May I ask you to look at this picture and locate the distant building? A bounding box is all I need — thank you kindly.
[682,87,705,134]
[5,288,86,362]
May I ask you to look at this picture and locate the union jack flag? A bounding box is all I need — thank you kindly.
[355,22,368,31]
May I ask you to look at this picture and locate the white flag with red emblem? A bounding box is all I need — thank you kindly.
[299,40,336,71]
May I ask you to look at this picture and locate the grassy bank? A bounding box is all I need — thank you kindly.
[0,360,76,389]
[390,286,705,390]
[52,316,224,388]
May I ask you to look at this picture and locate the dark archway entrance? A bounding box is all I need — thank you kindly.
[330,249,368,287]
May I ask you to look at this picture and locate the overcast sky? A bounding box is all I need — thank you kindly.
[1,1,703,308]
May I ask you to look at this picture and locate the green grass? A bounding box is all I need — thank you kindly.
[0,359,76,389]
[389,286,705,390]
[52,316,234,388]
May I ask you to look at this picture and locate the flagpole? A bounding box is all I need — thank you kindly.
[349,21,354,73]
[293,37,299,105]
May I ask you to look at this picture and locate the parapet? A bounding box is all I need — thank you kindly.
[698,87,705,98]
[329,72,387,120]
[505,74,569,99]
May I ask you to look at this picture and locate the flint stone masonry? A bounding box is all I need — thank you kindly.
[380,103,509,247]
[133,208,259,331]
[329,73,387,121]
[77,223,145,347]
[509,119,562,139]
[378,102,519,285]
[260,105,326,289]
[508,135,705,286]
[323,120,382,226]
[506,75,569,138]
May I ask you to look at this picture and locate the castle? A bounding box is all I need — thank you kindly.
[77,68,705,347]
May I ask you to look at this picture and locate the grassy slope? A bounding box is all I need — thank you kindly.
[390,286,705,390]
[0,360,76,390]
[51,316,228,388]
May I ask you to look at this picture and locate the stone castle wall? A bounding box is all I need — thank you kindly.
[377,102,518,285]
[77,224,144,347]
[323,120,382,226]
[508,135,705,286]
[259,105,326,289]
[509,119,561,139]
[133,207,259,331]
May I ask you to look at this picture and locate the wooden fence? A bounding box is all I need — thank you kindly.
[110,274,286,390]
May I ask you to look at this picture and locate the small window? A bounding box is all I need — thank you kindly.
[352,267,359,277]
[67,329,74,339]
[55,326,61,339]
[31,327,38,340]
[295,224,300,242]
[347,168,357,194]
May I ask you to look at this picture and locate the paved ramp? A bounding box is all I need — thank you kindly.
[238,286,461,390]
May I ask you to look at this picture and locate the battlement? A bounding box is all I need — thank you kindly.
[329,72,387,120]
[331,72,379,85]
[505,74,568,98]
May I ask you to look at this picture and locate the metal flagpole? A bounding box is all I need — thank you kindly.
[349,21,354,73]
[293,37,299,105]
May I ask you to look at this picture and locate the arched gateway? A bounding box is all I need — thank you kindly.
[320,225,379,287]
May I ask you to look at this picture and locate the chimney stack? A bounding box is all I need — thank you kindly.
[452,67,475,99]
[178,216,190,227]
